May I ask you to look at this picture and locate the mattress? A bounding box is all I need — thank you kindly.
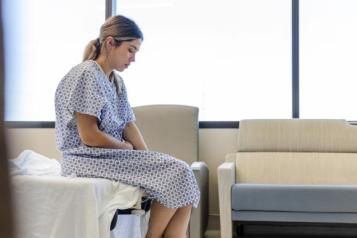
[10,150,141,238]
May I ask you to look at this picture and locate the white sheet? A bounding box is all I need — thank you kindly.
[111,214,148,238]
[10,150,141,238]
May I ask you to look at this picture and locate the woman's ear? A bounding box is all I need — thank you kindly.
[105,36,115,49]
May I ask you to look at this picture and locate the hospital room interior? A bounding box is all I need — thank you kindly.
[2,0,357,238]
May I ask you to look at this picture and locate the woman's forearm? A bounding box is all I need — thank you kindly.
[76,112,132,149]
[82,128,133,149]
[123,122,148,150]
[84,131,133,149]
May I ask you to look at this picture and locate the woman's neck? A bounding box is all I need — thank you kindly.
[95,56,112,79]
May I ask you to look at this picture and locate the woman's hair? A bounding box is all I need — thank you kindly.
[83,15,143,61]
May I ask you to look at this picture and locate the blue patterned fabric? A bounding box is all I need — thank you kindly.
[55,60,200,208]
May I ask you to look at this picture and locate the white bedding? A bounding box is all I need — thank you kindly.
[10,150,141,238]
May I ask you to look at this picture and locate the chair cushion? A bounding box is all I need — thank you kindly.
[237,119,357,153]
[232,184,357,213]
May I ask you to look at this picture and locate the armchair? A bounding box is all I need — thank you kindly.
[218,119,357,237]
[133,104,209,238]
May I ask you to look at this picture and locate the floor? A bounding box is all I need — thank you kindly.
[203,217,357,238]
[237,233,357,237]
[235,224,357,238]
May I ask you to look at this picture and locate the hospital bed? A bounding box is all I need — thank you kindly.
[10,105,208,238]
[11,150,145,238]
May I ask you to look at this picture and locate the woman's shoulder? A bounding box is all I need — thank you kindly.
[63,60,103,83]
[57,61,104,93]
[70,60,99,76]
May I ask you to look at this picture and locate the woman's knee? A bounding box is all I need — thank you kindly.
[146,230,164,238]
[173,159,192,175]
[163,229,187,238]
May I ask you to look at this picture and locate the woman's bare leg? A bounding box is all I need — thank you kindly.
[163,204,192,238]
[146,201,177,238]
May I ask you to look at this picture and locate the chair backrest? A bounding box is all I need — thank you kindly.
[229,119,357,184]
[237,119,357,153]
[133,104,199,164]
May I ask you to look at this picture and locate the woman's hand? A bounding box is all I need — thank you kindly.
[123,140,134,150]
[123,122,148,150]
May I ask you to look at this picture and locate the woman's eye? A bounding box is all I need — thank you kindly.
[128,48,134,53]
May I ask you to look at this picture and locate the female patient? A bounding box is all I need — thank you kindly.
[55,15,200,238]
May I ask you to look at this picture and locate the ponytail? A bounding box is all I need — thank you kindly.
[82,38,101,61]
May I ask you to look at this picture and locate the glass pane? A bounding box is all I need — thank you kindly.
[300,0,357,120]
[3,0,105,121]
[117,0,291,120]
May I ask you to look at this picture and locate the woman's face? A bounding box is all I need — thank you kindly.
[108,38,142,72]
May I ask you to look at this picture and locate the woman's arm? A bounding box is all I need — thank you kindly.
[76,112,133,149]
[123,121,148,150]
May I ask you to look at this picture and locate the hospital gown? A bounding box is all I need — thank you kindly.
[55,60,200,208]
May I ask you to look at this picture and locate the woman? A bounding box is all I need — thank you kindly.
[55,15,200,238]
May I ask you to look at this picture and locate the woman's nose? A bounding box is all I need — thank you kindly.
[130,54,136,62]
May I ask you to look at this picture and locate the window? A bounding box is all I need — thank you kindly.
[3,0,105,121]
[300,0,357,119]
[117,0,292,120]
[8,0,354,124]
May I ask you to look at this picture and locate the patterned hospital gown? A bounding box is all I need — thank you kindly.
[55,60,200,208]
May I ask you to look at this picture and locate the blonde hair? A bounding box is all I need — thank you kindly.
[83,15,143,61]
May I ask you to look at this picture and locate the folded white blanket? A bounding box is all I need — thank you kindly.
[9,149,61,176]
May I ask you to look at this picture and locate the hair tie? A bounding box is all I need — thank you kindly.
[95,38,101,56]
